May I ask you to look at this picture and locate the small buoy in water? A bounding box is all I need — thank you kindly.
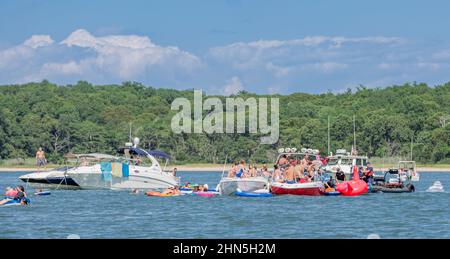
[427,181,445,192]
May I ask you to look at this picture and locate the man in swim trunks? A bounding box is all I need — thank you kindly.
[285,161,296,184]
[36,147,47,171]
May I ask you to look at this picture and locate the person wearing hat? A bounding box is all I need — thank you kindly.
[335,167,346,182]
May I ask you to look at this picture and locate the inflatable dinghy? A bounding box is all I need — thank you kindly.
[235,191,273,197]
[192,191,219,197]
[0,197,31,207]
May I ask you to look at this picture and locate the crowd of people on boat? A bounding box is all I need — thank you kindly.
[226,154,375,187]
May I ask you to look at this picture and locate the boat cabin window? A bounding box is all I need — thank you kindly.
[327,158,339,166]
[341,158,352,165]
[362,159,368,166]
[356,159,366,166]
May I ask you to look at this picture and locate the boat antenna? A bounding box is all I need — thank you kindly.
[327,115,331,156]
[129,122,132,142]
[221,154,228,179]
[353,115,356,153]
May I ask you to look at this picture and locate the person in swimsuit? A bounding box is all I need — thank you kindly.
[36,147,47,172]
[0,185,28,205]
[285,161,296,184]
[236,160,246,178]
[272,165,283,182]
[227,163,238,177]
[261,164,270,178]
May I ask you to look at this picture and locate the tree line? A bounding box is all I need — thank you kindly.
[0,80,449,164]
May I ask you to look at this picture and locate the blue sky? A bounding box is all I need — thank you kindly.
[1,0,450,94]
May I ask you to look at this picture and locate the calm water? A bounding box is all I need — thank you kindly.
[1,171,449,239]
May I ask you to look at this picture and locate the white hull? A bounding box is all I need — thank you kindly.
[218,177,269,195]
[19,169,80,190]
[67,164,178,191]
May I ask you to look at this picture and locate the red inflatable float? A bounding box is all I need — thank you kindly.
[335,166,368,196]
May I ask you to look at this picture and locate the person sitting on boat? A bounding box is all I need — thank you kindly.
[293,162,304,182]
[227,163,237,178]
[321,156,329,166]
[249,165,257,177]
[0,185,28,205]
[272,165,283,182]
[172,168,178,177]
[278,155,289,169]
[261,164,270,178]
[307,162,315,179]
[362,165,374,184]
[300,155,309,168]
[203,184,209,191]
[335,168,345,182]
[235,160,247,178]
[324,175,336,189]
[358,166,364,178]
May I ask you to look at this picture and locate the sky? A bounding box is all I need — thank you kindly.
[1,0,450,94]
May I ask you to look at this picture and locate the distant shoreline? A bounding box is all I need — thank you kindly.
[1,166,449,173]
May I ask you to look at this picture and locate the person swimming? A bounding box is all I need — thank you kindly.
[0,185,28,205]
[162,186,180,195]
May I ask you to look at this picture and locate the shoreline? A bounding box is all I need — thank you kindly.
[1,166,450,173]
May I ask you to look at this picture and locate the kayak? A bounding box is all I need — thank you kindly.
[235,191,273,197]
[34,191,51,196]
[145,192,180,197]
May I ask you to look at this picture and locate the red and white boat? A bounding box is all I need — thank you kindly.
[270,181,325,196]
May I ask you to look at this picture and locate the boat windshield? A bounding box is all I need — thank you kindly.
[327,158,339,166]
[125,154,154,167]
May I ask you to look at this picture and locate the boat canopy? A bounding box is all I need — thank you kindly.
[64,153,118,160]
[148,150,171,159]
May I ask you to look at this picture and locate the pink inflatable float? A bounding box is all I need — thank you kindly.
[336,166,368,196]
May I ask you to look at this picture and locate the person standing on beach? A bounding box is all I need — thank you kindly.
[36,147,47,172]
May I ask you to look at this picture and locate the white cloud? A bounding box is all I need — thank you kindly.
[59,29,201,79]
[222,76,244,95]
[23,35,54,49]
[307,62,348,73]
[265,62,291,77]
[0,29,202,84]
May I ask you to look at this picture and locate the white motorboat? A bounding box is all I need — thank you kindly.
[398,161,420,182]
[427,181,444,192]
[18,153,118,190]
[67,138,179,191]
[217,176,269,196]
[323,149,370,179]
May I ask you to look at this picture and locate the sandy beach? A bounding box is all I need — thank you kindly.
[1,166,449,173]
